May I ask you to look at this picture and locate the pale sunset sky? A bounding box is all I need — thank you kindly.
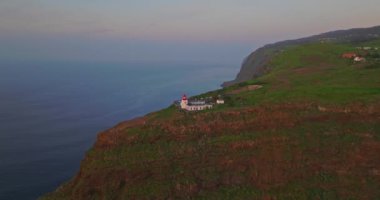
[1,0,379,65]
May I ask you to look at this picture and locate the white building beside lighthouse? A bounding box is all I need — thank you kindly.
[180,94,213,111]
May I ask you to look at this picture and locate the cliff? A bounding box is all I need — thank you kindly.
[222,25,380,87]
[42,32,380,199]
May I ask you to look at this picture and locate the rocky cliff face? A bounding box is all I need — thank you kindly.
[222,25,380,87]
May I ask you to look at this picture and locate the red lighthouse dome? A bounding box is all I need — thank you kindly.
[182,94,187,100]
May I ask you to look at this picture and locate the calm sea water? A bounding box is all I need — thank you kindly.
[0,61,237,200]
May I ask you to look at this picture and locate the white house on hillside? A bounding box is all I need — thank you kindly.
[216,99,225,104]
[354,57,366,62]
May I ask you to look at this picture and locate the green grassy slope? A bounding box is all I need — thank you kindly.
[218,42,380,106]
[42,41,380,200]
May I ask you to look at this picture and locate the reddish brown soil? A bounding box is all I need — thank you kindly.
[293,63,332,75]
[96,117,147,149]
[227,85,263,94]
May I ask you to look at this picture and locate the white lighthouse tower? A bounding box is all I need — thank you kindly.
[180,94,188,109]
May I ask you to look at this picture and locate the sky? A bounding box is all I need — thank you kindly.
[1,0,380,65]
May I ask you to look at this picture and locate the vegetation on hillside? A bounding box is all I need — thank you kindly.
[42,40,380,200]
[223,25,380,87]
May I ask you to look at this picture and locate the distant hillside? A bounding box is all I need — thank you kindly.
[222,25,380,87]
[42,35,380,199]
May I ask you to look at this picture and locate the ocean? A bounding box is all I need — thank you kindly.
[0,61,237,199]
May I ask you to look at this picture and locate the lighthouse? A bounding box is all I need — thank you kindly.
[180,94,188,109]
